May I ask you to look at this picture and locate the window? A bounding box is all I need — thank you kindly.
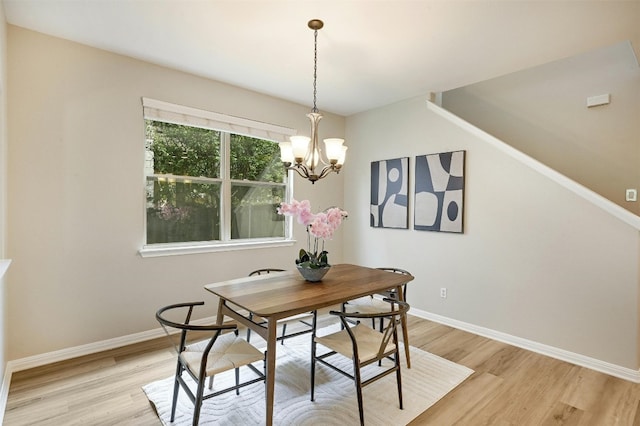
[141,98,295,256]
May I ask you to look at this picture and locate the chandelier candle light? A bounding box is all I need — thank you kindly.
[278,19,347,184]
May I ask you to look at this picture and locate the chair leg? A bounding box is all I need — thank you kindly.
[394,333,404,409]
[193,376,206,426]
[281,323,287,345]
[353,359,365,426]
[310,311,318,401]
[395,352,404,410]
[208,375,215,390]
[377,317,386,367]
[247,313,253,342]
[235,367,240,395]
[170,363,182,422]
[396,364,404,410]
[310,344,316,401]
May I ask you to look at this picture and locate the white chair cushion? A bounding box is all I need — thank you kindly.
[315,323,396,363]
[344,296,393,315]
[181,332,264,377]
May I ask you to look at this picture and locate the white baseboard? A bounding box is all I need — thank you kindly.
[410,307,640,383]
[0,366,11,426]
[0,326,167,425]
[0,315,219,423]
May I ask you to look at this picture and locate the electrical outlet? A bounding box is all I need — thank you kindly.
[440,288,447,298]
[626,189,637,202]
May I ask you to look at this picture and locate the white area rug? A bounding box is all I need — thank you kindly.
[143,325,473,425]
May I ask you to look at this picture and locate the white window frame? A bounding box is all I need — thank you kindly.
[139,98,296,258]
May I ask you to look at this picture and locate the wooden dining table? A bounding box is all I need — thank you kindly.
[204,263,414,426]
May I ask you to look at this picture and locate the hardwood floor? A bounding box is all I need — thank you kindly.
[4,315,640,425]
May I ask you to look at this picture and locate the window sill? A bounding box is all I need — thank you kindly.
[139,239,296,258]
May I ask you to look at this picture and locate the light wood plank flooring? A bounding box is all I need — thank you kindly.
[5,315,640,425]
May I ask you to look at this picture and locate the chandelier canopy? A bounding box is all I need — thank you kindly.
[278,19,347,184]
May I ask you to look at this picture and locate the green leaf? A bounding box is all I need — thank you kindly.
[298,249,310,262]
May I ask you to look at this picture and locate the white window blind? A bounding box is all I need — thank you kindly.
[142,97,296,143]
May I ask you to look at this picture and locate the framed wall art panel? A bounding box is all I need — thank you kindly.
[414,150,465,233]
[370,157,409,229]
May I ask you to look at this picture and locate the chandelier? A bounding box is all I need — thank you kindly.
[278,19,347,184]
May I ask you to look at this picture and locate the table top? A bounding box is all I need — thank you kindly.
[204,263,414,320]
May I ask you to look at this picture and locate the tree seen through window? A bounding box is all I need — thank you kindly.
[145,120,287,244]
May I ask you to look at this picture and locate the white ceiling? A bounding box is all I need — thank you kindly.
[3,0,639,116]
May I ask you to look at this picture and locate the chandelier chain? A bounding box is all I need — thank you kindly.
[312,27,318,113]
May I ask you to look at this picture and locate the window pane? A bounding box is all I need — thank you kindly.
[229,134,285,182]
[143,102,293,249]
[146,120,220,178]
[146,178,221,243]
[231,184,285,239]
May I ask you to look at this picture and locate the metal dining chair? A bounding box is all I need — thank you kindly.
[311,299,410,426]
[343,267,412,319]
[156,301,266,426]
[342,267,412,366]
[243,268,316,345]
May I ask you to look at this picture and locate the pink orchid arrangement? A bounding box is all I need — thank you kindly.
[278,199,348,268]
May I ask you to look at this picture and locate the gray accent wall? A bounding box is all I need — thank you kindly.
[442,41,640,215]
[343,94,640,370]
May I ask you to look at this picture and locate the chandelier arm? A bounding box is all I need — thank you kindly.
[285,163,321,182]
[316,164,338,180]
[289,165,310,180]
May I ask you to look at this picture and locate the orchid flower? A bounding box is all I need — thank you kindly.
[278,199,348,268]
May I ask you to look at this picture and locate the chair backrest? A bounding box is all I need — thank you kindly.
[331,299,410,360]
[249,268,285,276]
[156,301,236,355]
[376,267,412,300]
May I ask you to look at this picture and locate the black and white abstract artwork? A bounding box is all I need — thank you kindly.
[414,150,465,233]
[370,157,409,229]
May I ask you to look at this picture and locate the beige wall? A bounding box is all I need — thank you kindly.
[343,94,640,369]
[5,26,345,360]
[0,1,7,380]
[443,41,640,215]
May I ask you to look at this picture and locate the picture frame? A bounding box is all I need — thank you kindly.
[370,157,409,229]
[414,150,465,233]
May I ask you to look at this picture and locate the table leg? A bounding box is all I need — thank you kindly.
[396,285,411,369]
[265,317,278,426]
[215,298,225,325]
